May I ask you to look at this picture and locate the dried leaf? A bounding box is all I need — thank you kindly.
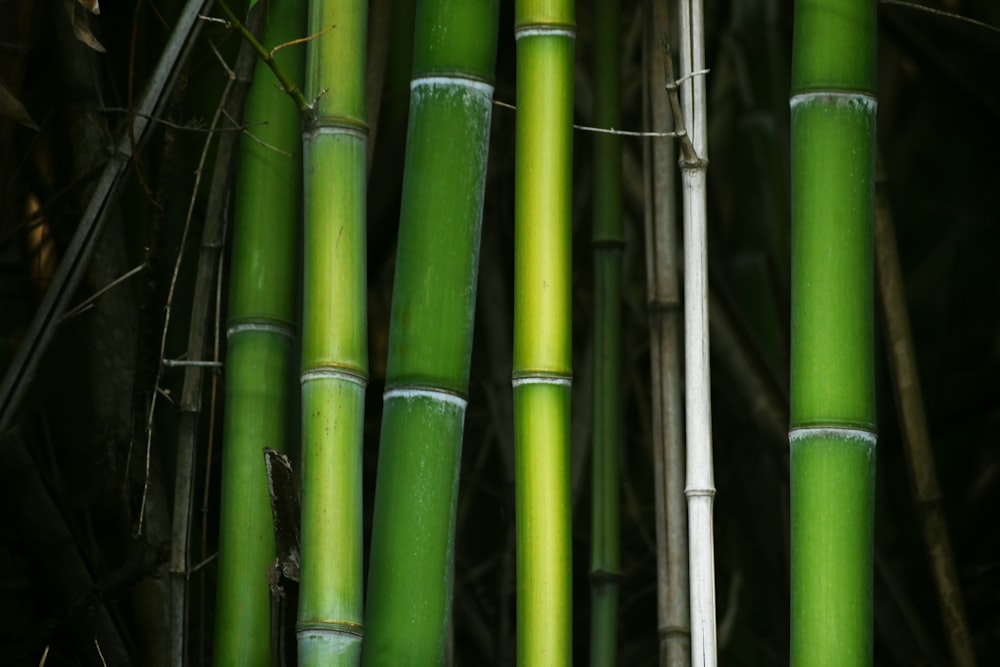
[0,79,39,130]
[66,0,106,52]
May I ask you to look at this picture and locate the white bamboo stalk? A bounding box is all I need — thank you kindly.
[678,0,717,664]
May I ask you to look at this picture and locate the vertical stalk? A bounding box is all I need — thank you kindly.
[874,160,975,667]
[297,0,368,663]
[590,0,622,663]
[789,0,877,665]
[214,1,304,664]
[677,0,716,663]
[642,1,690,664]
[513,0,575,663]
[362,1,499,664]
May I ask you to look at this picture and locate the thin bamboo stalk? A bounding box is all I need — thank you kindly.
[677,0,717,663]
[297,0,368,663]
[213,1,304,664]
[789,0,878,664]
[590,0,623,662]
[874,158,976,667]
[0,0,210,432]
[642,1,690,664]
[362,1,498,664]
[513,0,575,662]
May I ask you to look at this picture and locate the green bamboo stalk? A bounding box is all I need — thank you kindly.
[297,0,368,662]
[590,0,622,663]
[214,2,304,664]
[513,0,574,663]
[789,0,877,664]
[361,1,498,664]
[642,2,691,664]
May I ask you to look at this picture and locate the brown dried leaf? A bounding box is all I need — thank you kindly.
[66,0,106,52]
[0,79,39,130]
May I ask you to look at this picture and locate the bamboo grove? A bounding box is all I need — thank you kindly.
[0,0,997,665]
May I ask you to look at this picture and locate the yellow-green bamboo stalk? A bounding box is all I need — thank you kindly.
[362,1,499,664]
[297,0,368,662]
[589,0,622,663]
[214,2,304,664]
[513,0,574,663]
[789,0,877,664]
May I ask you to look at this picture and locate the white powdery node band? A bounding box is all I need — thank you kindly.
[788,426,878,447]
[300,368,367,387]
[227,321,295,339]
[411,76,494,97]
[384,387,468,410]
[514,26,576,40]
[789,91,877,112]
[305,123,368,142]
[511,375,572,388]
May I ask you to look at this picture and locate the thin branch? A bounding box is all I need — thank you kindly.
[880,0,1000,35]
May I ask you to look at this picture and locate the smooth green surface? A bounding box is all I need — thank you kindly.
[215,331,294,666]
[363,394,466,665]
[362,2,497,664]
[513,5,575,663]
[790,432,875,666]
[382,83,493,391]
[513,382,573,665]
[790,0,877,663]
[306,0,366,120]
[791,0,876,93]
[299,0,368,662]
[513,36,574,373]
[590,0,622,662]
[412,0,498,80]
[298,379,366,653]
[214,3,303,662]
[301,134,368,372]
[789,96,876,428]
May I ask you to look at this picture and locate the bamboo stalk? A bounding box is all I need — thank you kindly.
[590,0,623,662]
[789,0,878,664]
[676,0,717,663]
[513,0,575,662]
[213,1,304,664]
[362,1,498,664]
[873,158,976,667]
[297,0,368,663]
[0,0,210,432]
[642,1,691,664]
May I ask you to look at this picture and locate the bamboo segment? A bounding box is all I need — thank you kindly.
[297,0,368,663]
[214,2,304,664]
[790,0,877,664]
[590,0,622,662]
[677,0,717,663]
[642,1,691,664]
[513,0,575,662]
[362,1,498,664]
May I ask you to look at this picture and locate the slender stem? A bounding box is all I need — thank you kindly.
[213,1,303,663]
[643,1,691,664]
[874,157,976,667]
[513,0,575,662]
[677,0,717,663]
[297,0,368,663]
[589,0,622,663]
